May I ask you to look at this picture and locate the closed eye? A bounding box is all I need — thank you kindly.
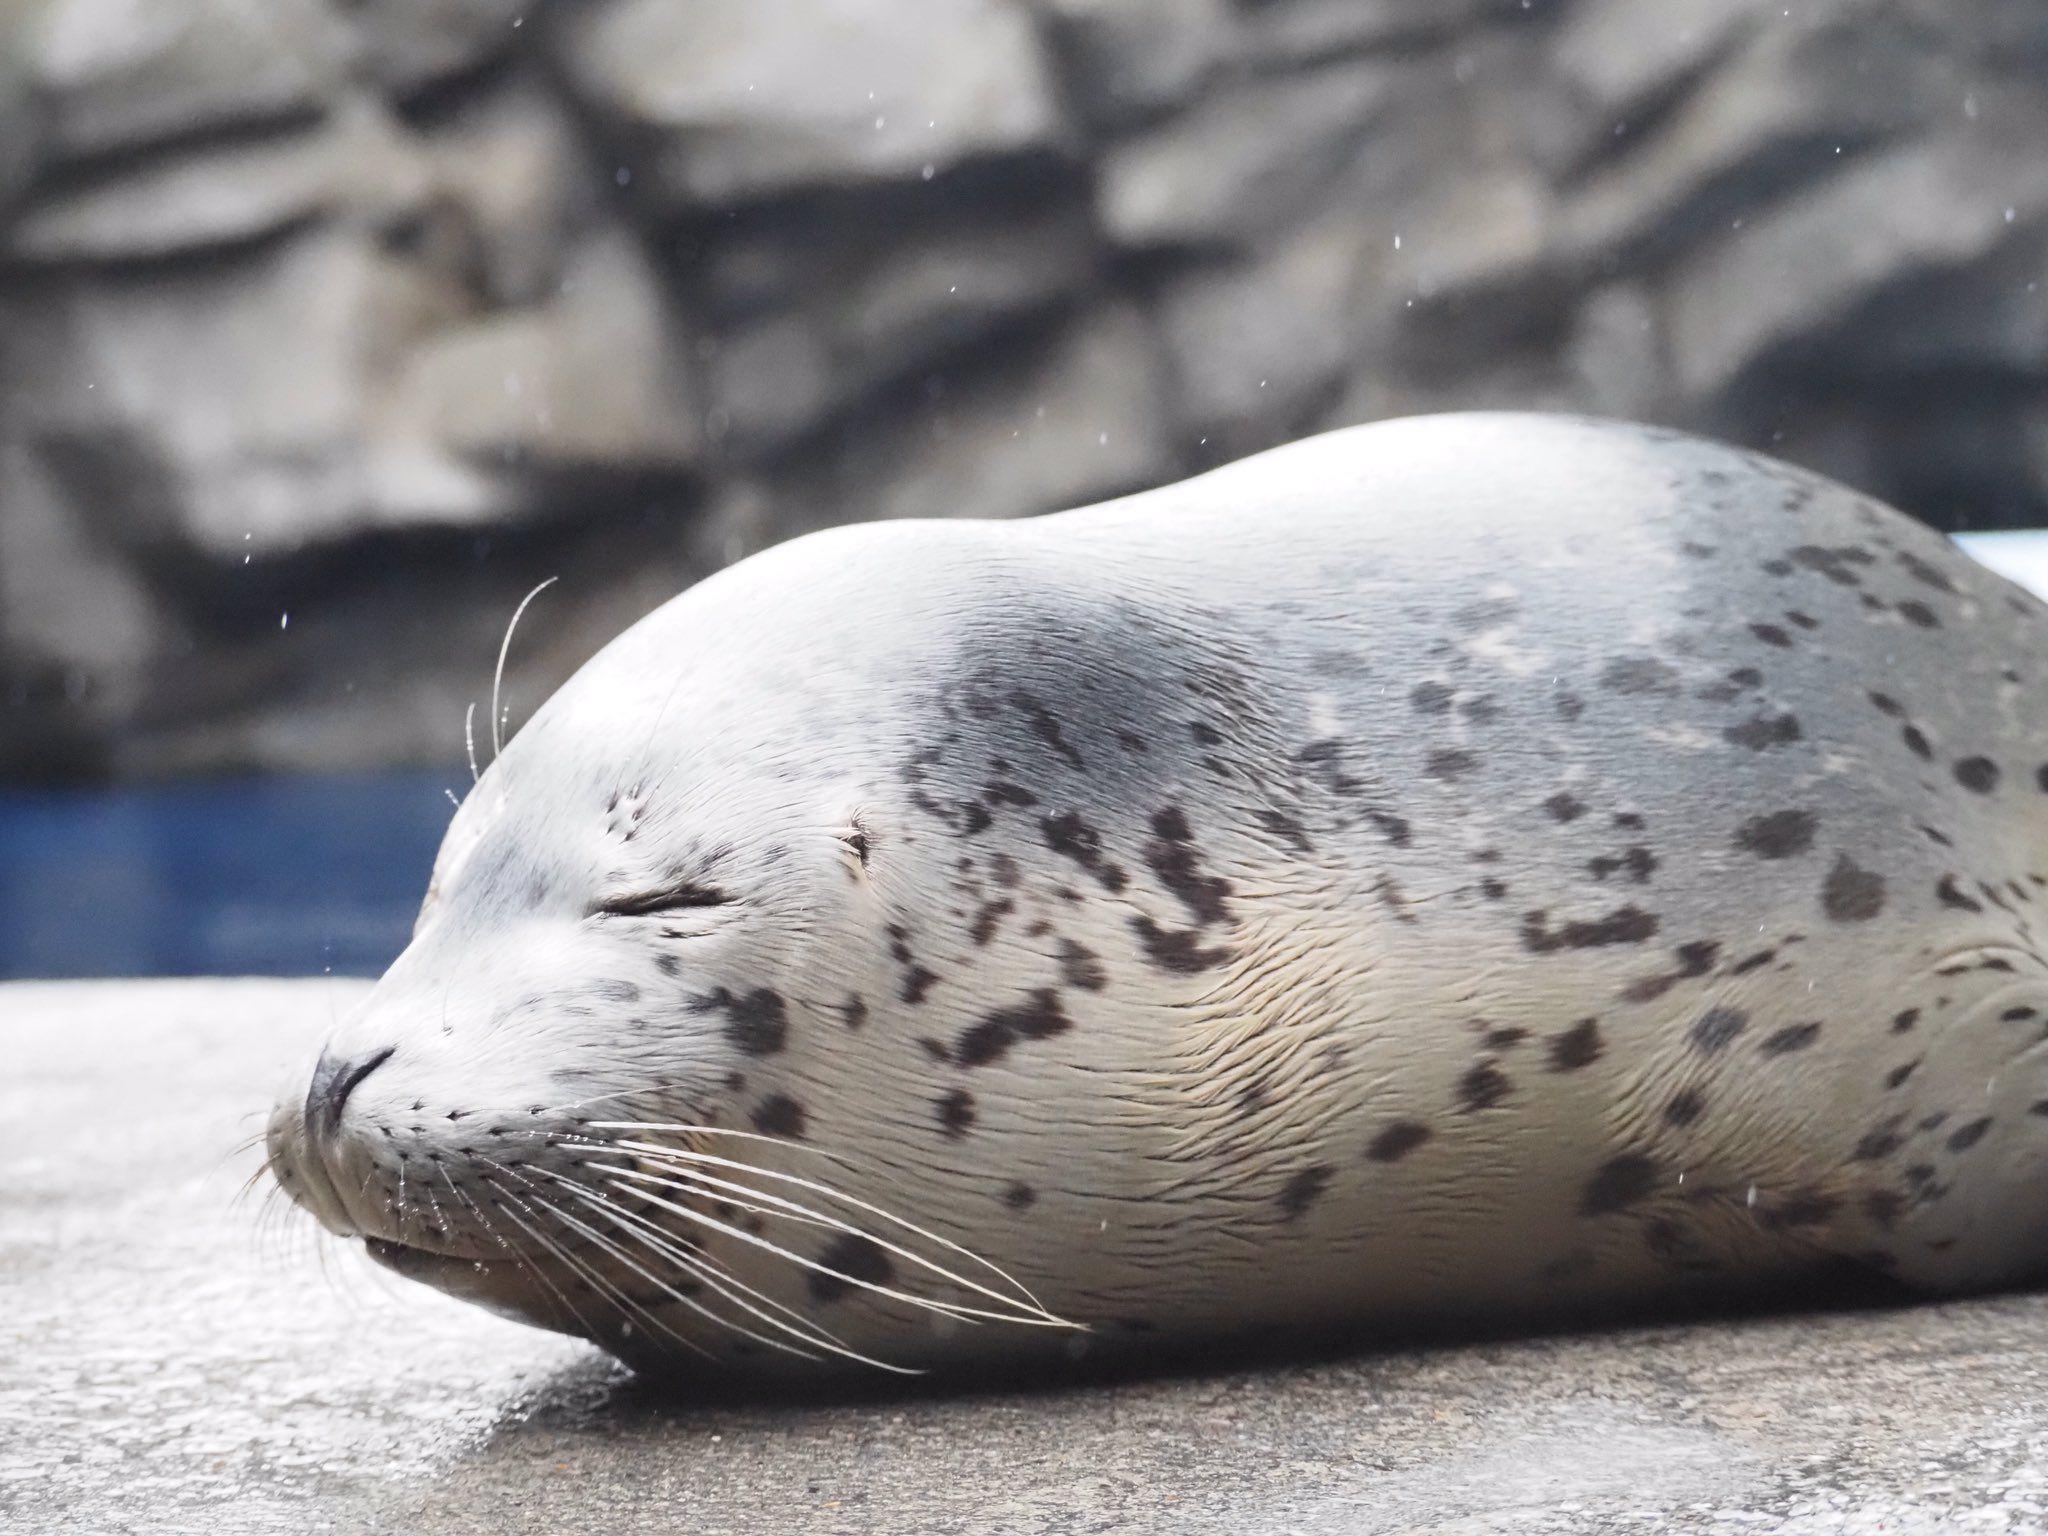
[594,882,732,918]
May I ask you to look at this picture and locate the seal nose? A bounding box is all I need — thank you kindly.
[306,1045,395,1141]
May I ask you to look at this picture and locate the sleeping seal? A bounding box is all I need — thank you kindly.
[264,412,2048,1378]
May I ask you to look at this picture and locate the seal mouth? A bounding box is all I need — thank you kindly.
[364,1235,512,1278]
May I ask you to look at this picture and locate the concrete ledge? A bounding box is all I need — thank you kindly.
[8,978,2048,1533]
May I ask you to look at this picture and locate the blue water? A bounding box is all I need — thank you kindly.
[0,769,464,979]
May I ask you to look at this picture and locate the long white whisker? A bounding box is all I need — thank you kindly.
[464,700,480,786]
[599,1173,1066,1330]
[598,1141,1061,1320]
[492,1179,716,1362]
[525,1182,827,1365]
[533,1168,919,1373]
[491,576,558,762]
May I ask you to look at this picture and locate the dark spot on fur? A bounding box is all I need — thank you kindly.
[1365,810,1412,846]
[839,994,868,1030]
[1664,1090,1705,1127]
[1790,544,1873,586]
[1367,1121,1432,1161]
[1618,939,1720,1003]
[752,1094,806,1139]
[1130,916,1233,973]
[1057,938,1108,991]
[1868,691,1904,717]
[969,900,1014,946]
[1733,810,1815,859]
[1822,855,1886,922]
[703,987,788,1056]
[1587,847,1657,883]
[1425,748,1478,780]
[1690,1006,1747,1053]
[1936,875,1983,913]
[1410,681,1454,714]
[1892,1008,1919,1032]
[1040,811,1127,892]
[1279,1163,1333,1220]
[1885,1058,1920,1090]
[1749,622,1793,648]
[1902,725,1933,760]
[1004,1182,1037,1209]
[901,966,940,1005]
[1543,792,1587,823]
[1760,1189,1839,1229]
[935,1089,976,1138]
[1953,756,2000,794]
[1896,550,1957,593]
[1146,807,1232,925]
[1724,712,1802,751]
[806,1234,894,1304]
[1255,809,1314,853]
[1009,690,1084,770]
[1522,905,1660,953]
[1601,656,1680,694]
[953,989,1071,1068]
[1549,1019,1603,1071]
[1946,1116,1992,1152]
[1897,600,1940,629]
[1581,1154,1660,1216]
[983,781,1038,809]
[1760,1021,1821,1055]
[1189,721,1223,746]
[1457,1060,1511,1111]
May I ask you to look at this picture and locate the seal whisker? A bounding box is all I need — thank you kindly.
[524,1179,892,1368]
[490,576,558,763]
[583,1120,854,1164]
[491,1177,717,1362]
[598,1143,1064,1322]
[599,1171,1068,1330]
[559,1189,894,1368]
[478,1157,766,1363]
[531,1191,816,1363]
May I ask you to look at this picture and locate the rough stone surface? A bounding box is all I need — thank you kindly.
[10,978,2048,1535]
[1,0,2046,779]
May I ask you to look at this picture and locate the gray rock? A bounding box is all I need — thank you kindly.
[1235,0,1536,70]
[21,0,348,163]
[1561,10,1938,275]
[3,96,434,263]
[1097,57,1392,251]
[1668,112,2048,397]
[3,225,489,560]
[1032,0,1241,130]
[548,0,1066,210]
[416,70,603,310]
[399,228,701,483]
[1151,206,1374,457]
[703,302,1176,557]
[1553,0,1765,126]
[699,191,1100,455]
[345,0,529,99]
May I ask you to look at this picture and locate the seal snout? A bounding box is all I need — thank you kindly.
[305,1044,396,1142]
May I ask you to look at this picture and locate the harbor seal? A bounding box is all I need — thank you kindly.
[264,412,2048,1379]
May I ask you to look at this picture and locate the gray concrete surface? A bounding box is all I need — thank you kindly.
[8,979,2048,1535]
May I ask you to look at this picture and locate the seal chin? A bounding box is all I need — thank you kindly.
[364,1238,576,1335]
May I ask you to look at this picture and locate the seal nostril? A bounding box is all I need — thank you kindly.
[307,1045,396,1141]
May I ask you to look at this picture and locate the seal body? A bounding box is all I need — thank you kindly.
[266,413,2048,1378]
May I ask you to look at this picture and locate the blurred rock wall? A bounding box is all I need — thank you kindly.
[2,0,2045,779]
